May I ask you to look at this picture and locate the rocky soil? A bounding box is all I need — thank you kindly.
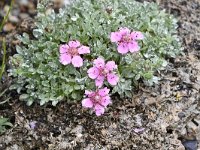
[0,0,199,149]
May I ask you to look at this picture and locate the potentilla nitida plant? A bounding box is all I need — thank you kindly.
[59,29,141,115]
[9,0,181,115]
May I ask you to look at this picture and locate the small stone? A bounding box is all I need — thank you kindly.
[182,140,197,150]
[63,0,70,5]
[45,8,54,15]
[187,121,198,133]
[19,0,29,6]
[58,141,69,149]
[180,127,187,136]
[76,133,83,138]
[28,2,36,15]
[70,125,83,134]
[53,0,70,7]
[111,123,117,129]
[144,97,156,105]
[101,129,108,136]
[10,144,23,150]
[12,9,20,16]
[177,145,185,150]
[111,140,121,146]
[19,13,29,19]
[3,5,10,13]
[3,23,16,32]
[9,15,19,23]
[178,112,186,119]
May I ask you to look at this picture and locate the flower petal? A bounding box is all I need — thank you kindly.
[119,27,131,35]
[128,41,140,53]
[82,98,93,108]
[110,32,122,42]
[85,90,92,95]
[105,61,117,71]
[71,55,83,67]
[85,90,96,98]
[93,57,105,69]
[131,31,144,40]
[68,40,80,48]
[78,46,90,54]
[100,96,111,107]
[59,53,71,65]
[107,73,119,86]
[95,75,105,87]
[59,44,69,53]
[87,67,99,79]
[94,104,105,116]
[98,87,110,97]
[117,43,129,54]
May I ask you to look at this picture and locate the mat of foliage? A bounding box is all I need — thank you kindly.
[0,0,199,149]
[9,0,181,106]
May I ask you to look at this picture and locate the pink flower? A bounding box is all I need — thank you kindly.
[87,58,119,87]
[110,27,144,54]
[82,87,111,116]
[59,40,90,67]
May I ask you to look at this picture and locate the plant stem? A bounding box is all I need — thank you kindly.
[0,38,6,80]
[0,0,14,32]
[0,0,14,80]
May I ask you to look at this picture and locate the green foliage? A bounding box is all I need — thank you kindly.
[0,117,12,134]
[9,0,181,105]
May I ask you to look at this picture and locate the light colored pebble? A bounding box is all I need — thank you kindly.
[9,15,19,23]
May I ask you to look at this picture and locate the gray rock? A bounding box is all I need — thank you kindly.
[18,0,28,6]
[182,140,197,150]
[9,15,19,23]
[19,13,29,19]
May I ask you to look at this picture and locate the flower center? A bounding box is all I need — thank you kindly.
[122,35,131,43]
[94,95,100,101]
[102,68,109,75]
[92,92,104,106]
[68,47,78,56]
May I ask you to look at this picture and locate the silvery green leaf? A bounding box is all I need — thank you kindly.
[19,94,29,100]
[27,100,34,106]
[16,34,29,44]
[9,84,18,90]
[72,93,77,99]
[52,100,59,106]
[71,15,79,21]
[33,29,43,38]
[135,74,141,80]
[125,91,132,98]
[40,99,47,106]
[162,60,168,67]
[16,45,23,54]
